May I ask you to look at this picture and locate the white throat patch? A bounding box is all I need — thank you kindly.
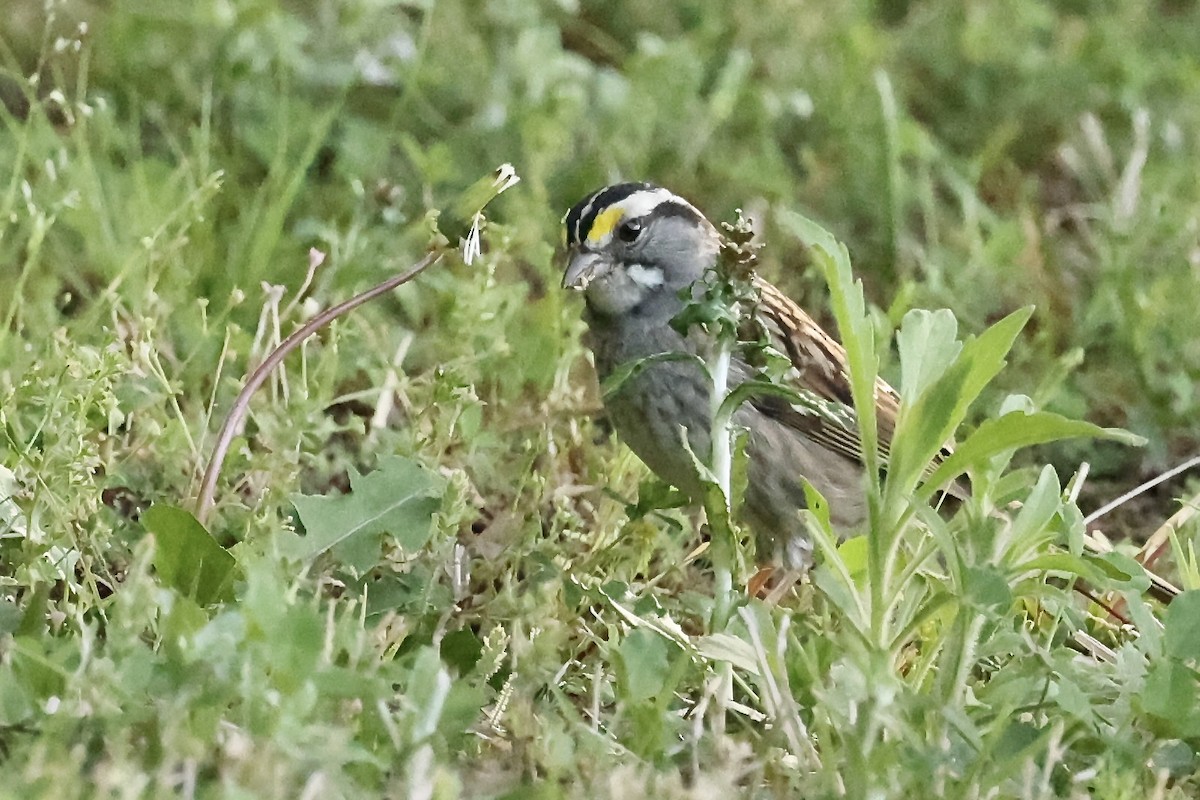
[626,264,665,288]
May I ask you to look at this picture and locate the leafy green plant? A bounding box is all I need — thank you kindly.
[3,0,1200,796]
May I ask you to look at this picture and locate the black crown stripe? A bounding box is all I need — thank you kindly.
[564,181,658,246]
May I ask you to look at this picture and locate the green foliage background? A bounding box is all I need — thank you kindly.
[2,0,1200,797]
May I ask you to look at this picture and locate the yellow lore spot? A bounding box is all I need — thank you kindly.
[586,205,625,244]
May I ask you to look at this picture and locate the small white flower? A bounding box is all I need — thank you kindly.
[308,247,326,272]
[492,163,520,193]
[463,212,484,265]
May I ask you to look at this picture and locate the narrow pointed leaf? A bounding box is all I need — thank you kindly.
[919,410,1143,501]
[777,208,881,484]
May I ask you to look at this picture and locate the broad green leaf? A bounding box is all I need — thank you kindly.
[1126,591,1165,654]
[837,536,870,581]
[0,600,22,637]
[1165,591,1200,661]
[920,410,1143,500]
[1051,677,1097,726]
[142,504,236,605]
[440,682,491,751]
[801,479,833,533]
[0,661,36,726]
[264,606,324,694]
[158,593,209,651]
[1142,659,1200,738]
[888,307,1032,505]
[615,627,671,702]
[998,393,1037,416]
[441,628,485,675]
[623,478,689,521]
[896,308,961,407]
[9,637,66,700]
[991,721,1048,763]
[1003,465,1062,557]
[1150,740,1196,778]
[16,583,49,638]
[290,455,444,573]
[964,566,1012,610]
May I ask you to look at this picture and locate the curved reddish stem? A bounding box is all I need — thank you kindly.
[195,250,444,525]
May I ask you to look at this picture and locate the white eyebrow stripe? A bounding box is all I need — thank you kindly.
[626,264,665,288]
[615,188,679,220]
[586,188,699,247]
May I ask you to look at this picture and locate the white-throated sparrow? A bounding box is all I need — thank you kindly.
[562,182,1181,603]
[563,182,903,569]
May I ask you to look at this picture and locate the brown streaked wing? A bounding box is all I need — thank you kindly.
[749,276,901,467]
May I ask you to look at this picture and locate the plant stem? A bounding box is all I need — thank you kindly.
[709,336,735,631]
[707,334,736,739]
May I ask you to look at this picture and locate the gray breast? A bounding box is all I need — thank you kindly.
[589,314,714,497]
[586,310,866,570]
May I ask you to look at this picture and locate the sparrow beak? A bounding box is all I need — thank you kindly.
[562,250,610,291]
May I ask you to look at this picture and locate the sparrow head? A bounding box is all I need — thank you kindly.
[562,183,720,317]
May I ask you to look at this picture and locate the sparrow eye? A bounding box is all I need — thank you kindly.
[617,218,643,243]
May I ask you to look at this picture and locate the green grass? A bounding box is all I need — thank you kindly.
[3,0,1200,796]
